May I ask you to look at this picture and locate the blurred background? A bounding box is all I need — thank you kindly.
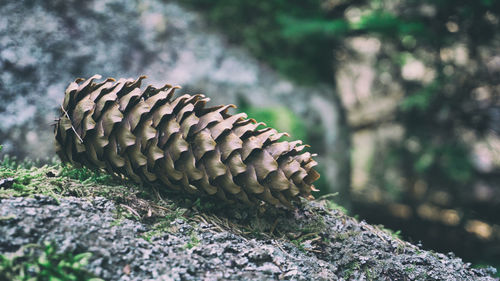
[1,0,499,272]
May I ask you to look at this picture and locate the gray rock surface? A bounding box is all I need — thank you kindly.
[0,0,347,194]
[0,195,496,280]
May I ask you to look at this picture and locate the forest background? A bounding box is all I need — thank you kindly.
[181,0,500,271]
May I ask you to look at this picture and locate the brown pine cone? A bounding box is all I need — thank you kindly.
[54,75,320,208]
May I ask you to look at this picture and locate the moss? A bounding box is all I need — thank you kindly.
[379,225,402,240]
[343,261,360,279]
[291,239,307,253]
[404,265,415,273]
[300,215,326,234]
[184,232,201,249]
[0,160,151,205]
[0,162,210,249]
[190,197,228,212]
[0,241,102,281]
[473,263,500,277]
[244,225,266,240]
[140,208,188,242]
[364,268,375,280]
[335,230,360,242]
[59,165,114,185]
[324,199,348,215]
[0,163,61,202]
[110,218,124,227]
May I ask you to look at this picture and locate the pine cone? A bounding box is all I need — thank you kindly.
[54,75,320,208]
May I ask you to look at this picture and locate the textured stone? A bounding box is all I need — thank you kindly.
[0,196,496,280]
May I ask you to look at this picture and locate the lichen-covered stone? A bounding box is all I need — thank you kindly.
[0,195,495,280]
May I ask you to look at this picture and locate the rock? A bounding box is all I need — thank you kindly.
[0,195,496,280]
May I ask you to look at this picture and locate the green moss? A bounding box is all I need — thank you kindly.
[291,239,306,253]
[343,261,360,279]
[364,268,375,280]
[335,231,360,241]
[190,197,229,212]
[300,216,325,234]
[404,265,415,273]
[0,241,102,281]
[59,165,114,185]
[140,208,187,242]
[324,199,348,215]
[0,159,152,208]
[473,262,500,277]
[379,226,402,240]
[110,218,124,227]
[183,232,201,250]
[0,163,61,202]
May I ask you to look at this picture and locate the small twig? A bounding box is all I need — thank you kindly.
[120,204,140,219]
[201,213,225,232]
[193,214,209,225]
[60,104,83,143]
[297,232,318,241]
[274,241,300,261]
[205,227,221,234]
[314,192,339,201]
[149,203,172,212]
[307,236,322,243]
[304,248,323,253]
[365,223,387,243]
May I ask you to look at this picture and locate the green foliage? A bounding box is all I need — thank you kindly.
[353,11,426,38]
[384,227,402,240]
[183,232,201,249]
[325,199,349,215]
[343,261,361,279]
[404,265,416,273]
[140,208,187,242]
[414,150,435,174]
[179,0,339,84]
[400,81,440,112]
[299,215,326,235]
[291,239,307,253]
[1,155,40,170]
[0,242,102,281]
[473,263,499,277]
[279,16,349,39]
[439,145,473,182]
[190,197,227,212]
[238,104,307,141]
[0,163,59,200]
[59,165,113,185]
[0,162,143,205]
